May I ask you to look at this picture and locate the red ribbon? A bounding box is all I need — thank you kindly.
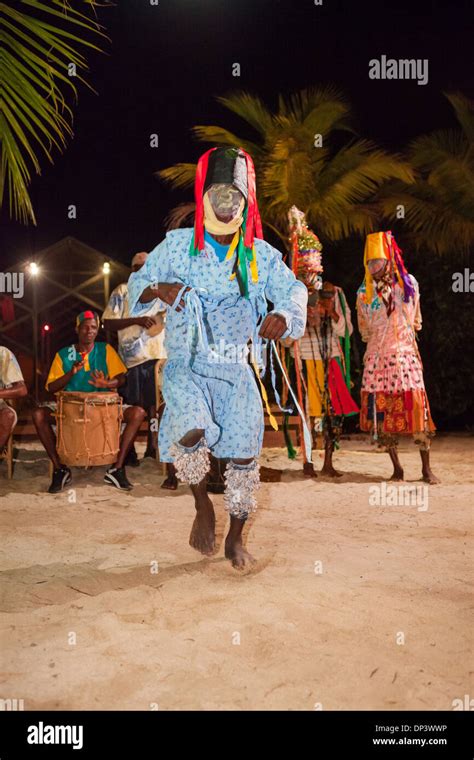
[291,231,299,274]
[240,149,263,247]
[193,148,216,253]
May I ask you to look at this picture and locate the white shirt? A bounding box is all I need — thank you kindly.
[0,346,24,389]
[102,283,167,368]
[288,288,353,360]
[0,346,24,411]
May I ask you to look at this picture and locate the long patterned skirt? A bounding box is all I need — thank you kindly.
[360,350,436,449]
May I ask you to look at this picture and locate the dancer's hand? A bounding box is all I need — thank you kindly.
[258,313,288,340]
[155,283,190,312]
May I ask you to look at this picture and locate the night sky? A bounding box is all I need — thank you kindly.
[2,0,472,268]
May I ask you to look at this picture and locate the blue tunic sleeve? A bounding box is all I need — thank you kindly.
[128,238,171,316]
[262,242,308,340]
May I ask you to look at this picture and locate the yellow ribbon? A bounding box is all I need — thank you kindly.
[226,232,259,284]
[249,247,259,283]
[251,358,278,431]
[224,232,240,263]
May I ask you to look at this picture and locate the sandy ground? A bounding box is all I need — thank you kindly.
[0,435,472,711]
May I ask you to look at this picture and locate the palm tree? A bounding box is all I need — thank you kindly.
[0,0,110,225]
[159,87,414,245]
[379,93,474,255]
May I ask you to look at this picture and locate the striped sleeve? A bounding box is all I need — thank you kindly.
[46,352,65,390]
[105,344,127,378]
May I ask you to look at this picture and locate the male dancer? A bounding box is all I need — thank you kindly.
[128,147,307,568]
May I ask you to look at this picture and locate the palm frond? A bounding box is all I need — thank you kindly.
[157,163,197,190]
[216,91,275,137]
[0,0,109,224]
[409,129,469,169]
[280,86,354,136]
[164,202,196,231]
[158,86,472,255]
[378,185,474,254]
[444,91,474,143]
[191,125,262,159]
[379,91,474,255]
[319,140,414,197]
[310,203,380,241]
[260,134,325,210]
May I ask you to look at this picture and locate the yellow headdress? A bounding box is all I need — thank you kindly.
[363,231,415,304]
[363,232,390,303]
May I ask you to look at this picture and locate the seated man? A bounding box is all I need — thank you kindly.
[0,346,28,453]
[32,311,145,493]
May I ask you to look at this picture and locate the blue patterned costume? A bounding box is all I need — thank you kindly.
[128,228,307,463]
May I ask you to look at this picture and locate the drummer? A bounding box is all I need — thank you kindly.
[32,310,146,493]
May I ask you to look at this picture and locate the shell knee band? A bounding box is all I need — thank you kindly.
[170,437,210,484]
[224,460,260,520]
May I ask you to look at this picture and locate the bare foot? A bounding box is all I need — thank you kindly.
[422,470,441,485]
[161,473,178,490]
[189,496,216,556]
[320,465,343,478]
[303,462,318,479]
[225,536,256,570]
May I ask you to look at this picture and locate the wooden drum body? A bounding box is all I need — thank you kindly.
[55,391,123,467]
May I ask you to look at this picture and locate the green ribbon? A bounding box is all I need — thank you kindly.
[283,351,297,459]
[338,289,351,390]
[235,207,255,299]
